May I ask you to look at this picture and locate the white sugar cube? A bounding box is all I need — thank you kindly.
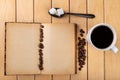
[49,8,57,15]
[57,8,64,16]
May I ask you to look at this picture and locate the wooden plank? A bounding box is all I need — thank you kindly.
[34,0,51,23]
[105,0,120,80]
[0,0,15,78]
[1,76,16,80]
[52,0,69,80]
[70,0,87,80]
[17,0,33,22]
[52,0,69,23]
[53,75,69,80]
[18,76,34,80]
[16,0,34,80]
[88,0,104,80]
[34,0,51,80]
[35,75,51,80]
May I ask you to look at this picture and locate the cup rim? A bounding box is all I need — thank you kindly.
[87,23,117,51]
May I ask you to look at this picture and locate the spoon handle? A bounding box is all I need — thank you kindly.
[66,13,95,18]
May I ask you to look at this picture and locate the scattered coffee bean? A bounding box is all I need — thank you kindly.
[40,38,43,42]
[39,43,44,49]
[80,33,83,37]
[39,49,42,52]
[40,35,44,38]
[40,59,43,63]
[39,52,43,56]
[40,28,43,33]
[78,29,86,71]
[78,37,81,40]
[80,29,85,33]
[41,25,44,28]
[38,64,43,70]
[79,68,81,70]
[39,67,43,70]
[41,32,43,35]
[80,65,83,68]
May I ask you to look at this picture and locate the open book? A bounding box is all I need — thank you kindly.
[5,23,77,75]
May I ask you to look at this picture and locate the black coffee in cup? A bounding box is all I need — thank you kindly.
[91,25,113,49]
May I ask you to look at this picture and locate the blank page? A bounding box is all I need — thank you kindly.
[6,23,40,75]
[42,23,76,74]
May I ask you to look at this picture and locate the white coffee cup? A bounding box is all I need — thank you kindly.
[87,23,118,53]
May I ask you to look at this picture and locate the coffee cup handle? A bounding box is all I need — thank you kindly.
[111,46,118,53]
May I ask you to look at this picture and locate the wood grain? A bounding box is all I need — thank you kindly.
[52,0,69,23]
[16,0,34,80]
[53,75,69,80]
[34,0,51,80]
[35,75,51,80]
[70,0,87,80]
[18,76,34,80]
[34,0,51,23]
[16,0,33,22]
[1,76,16,80]
[88,0,104,80]
[52,0,69,80]
[105,0,120,80]
[0,0,15,79]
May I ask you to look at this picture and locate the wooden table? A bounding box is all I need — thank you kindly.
[0,0,120,80]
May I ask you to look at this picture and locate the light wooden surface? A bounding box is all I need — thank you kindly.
[0,0,120,80]
[88,0,104,80]
[70,0,87,80]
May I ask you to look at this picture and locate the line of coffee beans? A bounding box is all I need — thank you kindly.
[38,25,44,70]
[78,29,86,71]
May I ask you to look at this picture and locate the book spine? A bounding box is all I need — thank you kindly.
[38,24,44,70]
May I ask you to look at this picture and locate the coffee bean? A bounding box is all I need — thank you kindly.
[39,53,43,56]
[40,67,43,70]
[80,65,83,68]
[81,39,85,43]
[38,64,42,68]
[39,49,42,52]
[80,33,83,37]
[82,48,86,52]
[78,51,84,55]
[38,65,43,70]
[78,46,83,49]
[40,38,43,42]
[79,67,81,70]
[39,43,44,49]
[40,32,43,36]
[40,28,43,32]
[80,29,85,33]
[78,52,82,55]
[79,61,82,65]
[83,57,86,61]
[41,25,44,28]
[40,60,43,64]
[81,42,86,46]
[40,35,44,38]
[82,61,85,65]
[78,37,81,40]
[39,57,41,60]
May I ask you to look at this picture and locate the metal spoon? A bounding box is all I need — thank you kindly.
[48,8,95,19]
